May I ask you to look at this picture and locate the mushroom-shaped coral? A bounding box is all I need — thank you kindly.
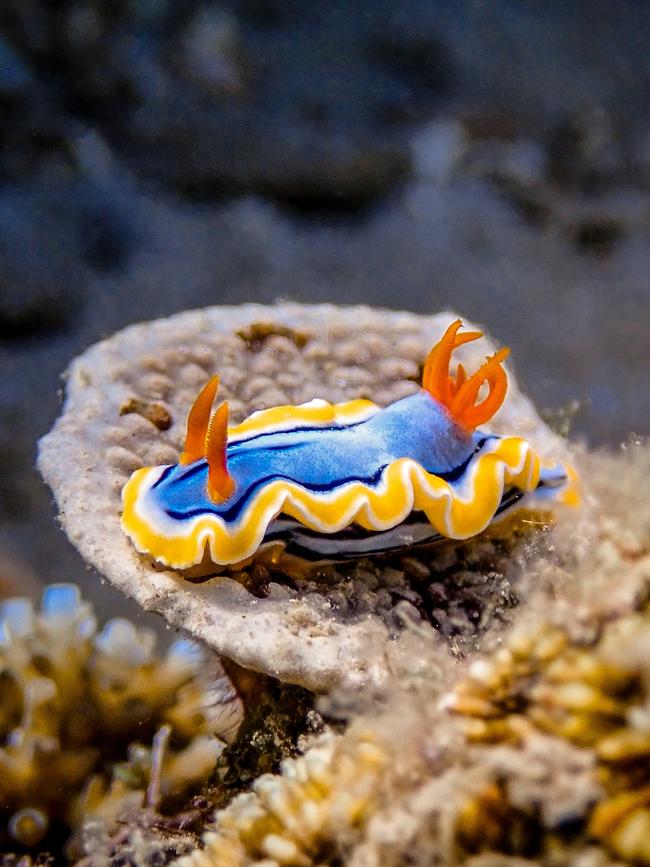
[0,583,241,853]
[38,304,573,691]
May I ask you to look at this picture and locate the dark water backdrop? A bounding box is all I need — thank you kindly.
[0,1,648,608]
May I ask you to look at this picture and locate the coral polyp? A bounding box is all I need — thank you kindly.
[174,732,387,867]
[450,610,650,863]
[0,584,241,853]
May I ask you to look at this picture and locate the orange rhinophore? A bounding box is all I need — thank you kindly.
[178,371,235,501]
[206,400,235,503]
[179,375,220,465]
[422,319,510,431]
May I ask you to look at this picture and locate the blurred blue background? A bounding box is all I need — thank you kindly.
[0,0,648,604]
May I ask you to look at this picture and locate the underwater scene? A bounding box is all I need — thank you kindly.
[1,3,649,865]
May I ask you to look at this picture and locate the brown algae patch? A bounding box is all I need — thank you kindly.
[235,322,311,352]
[119,397,173,431]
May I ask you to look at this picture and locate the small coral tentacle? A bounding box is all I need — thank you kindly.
[179,375,220,465]
[206,401,235,503]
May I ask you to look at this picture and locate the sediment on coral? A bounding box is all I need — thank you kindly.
[171,441,650,867]
[0,584,242,859]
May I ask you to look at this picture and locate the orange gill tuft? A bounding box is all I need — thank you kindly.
[422,320,510,431]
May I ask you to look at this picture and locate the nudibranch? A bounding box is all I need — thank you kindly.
[121,321,579,569]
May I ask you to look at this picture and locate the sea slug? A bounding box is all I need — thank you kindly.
[121,320,578,569]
